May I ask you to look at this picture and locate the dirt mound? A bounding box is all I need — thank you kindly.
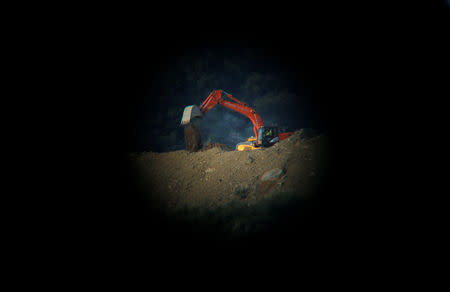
[200,143,233,152]
[130,129,330,208]
[127,129,331,239]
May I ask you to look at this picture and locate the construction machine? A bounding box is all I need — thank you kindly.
[180,89,295,151]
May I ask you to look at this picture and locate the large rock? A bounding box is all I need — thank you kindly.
[261,168,283,181]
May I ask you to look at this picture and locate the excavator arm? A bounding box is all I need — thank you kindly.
[199,90,264,139]
[180,89,295,151]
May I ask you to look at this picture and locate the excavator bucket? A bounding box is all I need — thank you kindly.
[181,105,203,152]
[180,105,203,126]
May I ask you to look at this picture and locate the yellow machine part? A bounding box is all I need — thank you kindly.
[236,143,259,151]
[236,137,261,151]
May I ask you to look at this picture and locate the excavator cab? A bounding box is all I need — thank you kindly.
[236,126,279,151]
[258,126,279,147]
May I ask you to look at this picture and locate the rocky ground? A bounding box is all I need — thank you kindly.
[127,129,332,240]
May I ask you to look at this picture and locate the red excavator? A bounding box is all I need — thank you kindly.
[180,89,295,151]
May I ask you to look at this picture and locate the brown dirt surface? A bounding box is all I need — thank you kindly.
[128,129,331,214]
[199,143,233,152]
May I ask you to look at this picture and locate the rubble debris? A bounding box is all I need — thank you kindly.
[200,143,233,152]
[184,122,202,152]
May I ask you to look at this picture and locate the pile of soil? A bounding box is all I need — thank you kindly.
[128,129,331,212]
[200,143,233,152]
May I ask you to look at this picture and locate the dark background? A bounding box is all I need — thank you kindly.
[80,30,344,251]
[109,35,331,153]
[63,1,449,256]
[127,42,326,152]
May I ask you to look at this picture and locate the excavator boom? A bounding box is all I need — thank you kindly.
[198,90,264,139]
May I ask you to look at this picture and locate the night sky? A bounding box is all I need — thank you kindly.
[119,38,330,153]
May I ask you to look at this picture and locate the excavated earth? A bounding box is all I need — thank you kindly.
[127,129,332,239]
